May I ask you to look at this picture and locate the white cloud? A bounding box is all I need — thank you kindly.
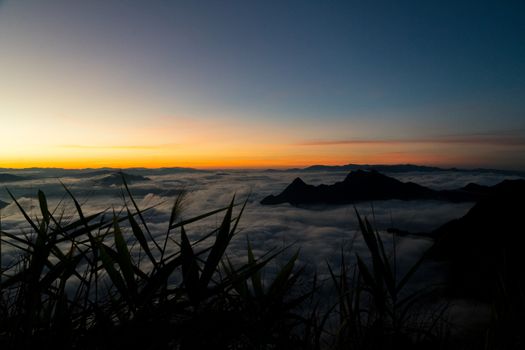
[1,169,521,275]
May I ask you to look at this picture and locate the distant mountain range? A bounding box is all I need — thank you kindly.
[1,164,524,178]
[0,167,207,181]
[263,169,525,301]
[0,199,9,209]
[0,173,29,182]
[97,172,151,186]
[121,167,209,176]
[264,163,525,177]
[261,170,490,205]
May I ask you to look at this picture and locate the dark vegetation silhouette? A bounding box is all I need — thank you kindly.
[1,176,524,349]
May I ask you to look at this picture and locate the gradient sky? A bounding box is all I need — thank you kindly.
[1,0,524,169]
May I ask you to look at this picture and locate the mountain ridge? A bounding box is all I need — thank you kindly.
[261,170,492,205]
[0,173,29,183]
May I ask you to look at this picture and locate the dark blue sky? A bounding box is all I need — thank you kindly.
[1,0,524,168]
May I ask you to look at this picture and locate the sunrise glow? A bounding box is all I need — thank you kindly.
[1,1,524,170]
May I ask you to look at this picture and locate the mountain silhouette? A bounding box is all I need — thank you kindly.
[71,170,115,178]
[430,179,525,299]
[0,199,9,209]
[98,172,151,186]
[263,163,525,177]
[261,170,483,205]
[0,173,28,183]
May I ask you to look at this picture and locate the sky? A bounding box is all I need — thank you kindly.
[0,0,524,169]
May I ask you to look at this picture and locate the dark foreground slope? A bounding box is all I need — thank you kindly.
[261,170,485,205]
[430,179,525,299]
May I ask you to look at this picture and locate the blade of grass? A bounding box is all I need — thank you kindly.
[199,197,234,289]
[180,226,201,305]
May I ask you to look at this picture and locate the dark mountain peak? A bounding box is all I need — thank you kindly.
[343,169,366,179]
[459,182,491,196]
[261,170,478,206]
[462,182,488,191]
[290,177,306,187]
[261,177,314,205]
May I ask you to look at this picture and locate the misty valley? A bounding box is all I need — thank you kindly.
[1,165,524,349]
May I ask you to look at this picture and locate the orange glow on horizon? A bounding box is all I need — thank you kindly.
[1,120,522,170]
[0,149,479,170]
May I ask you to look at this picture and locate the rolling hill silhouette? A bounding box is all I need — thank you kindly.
[0,173,28,183]
[97,172,151,186]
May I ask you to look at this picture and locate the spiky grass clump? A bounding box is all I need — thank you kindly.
[0,180,457,350]
[325,211,446,350]
[0,182,309,350]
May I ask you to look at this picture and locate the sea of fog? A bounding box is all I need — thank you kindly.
[0,169,521,281]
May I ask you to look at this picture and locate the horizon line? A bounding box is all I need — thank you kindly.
[1,162,524,172]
